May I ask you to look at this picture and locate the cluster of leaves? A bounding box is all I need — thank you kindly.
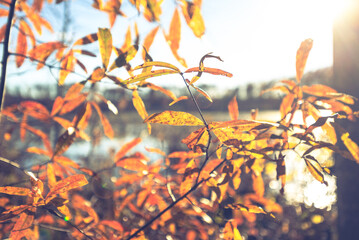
[0,0,358,240]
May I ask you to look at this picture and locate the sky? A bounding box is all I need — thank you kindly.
[5,0,347,90]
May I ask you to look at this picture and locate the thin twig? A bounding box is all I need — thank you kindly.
[125,156,227,240]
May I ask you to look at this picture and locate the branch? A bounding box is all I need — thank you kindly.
[0,0,17,111]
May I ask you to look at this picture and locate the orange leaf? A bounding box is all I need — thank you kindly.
[16,22,27,67]
[0,24,6,42]
[280,93,295,119]
[100,220,124,232]
[91,101,114,138]
[59,51,75,85]
[9,210,35,240]
[185,67,233,78]
[165,8,187,67]
[60,94,87,115]
[296,38,313,82]
[181,127,209,153]
[0,186,31,196]
[29,42,64,69]
[73,33,98,46]
[114,138,142,162]
[27,147,50,156]
[144,111,204,126]
[64,81,86,101]
[98,28,112,69]
[50,96,64,116]
[180,159,199,195]
[0,205,30,223]
[142,26,159,60]
[116,157,148,172]
[46,174,88,202]
[228,96,239,120]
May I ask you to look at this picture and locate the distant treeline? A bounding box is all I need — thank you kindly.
[4,67,332,112]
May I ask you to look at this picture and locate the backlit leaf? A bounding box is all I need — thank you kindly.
[46,174,88,202]
[64,81,86,101]
[181,1,205,38]
[98,28,112,69]
[124,69,179,84]
[73,33,98,46]
[181,127,209,153]
[280,93,295,119]
[165,8,187,67]
[9,210,35,240]
[142,26,159,60]
[114,138,142,162]
[185,67,233,78]
[132,89,148,120]
[228,96,239,120]
[51,96,64,116]
[144,111,204,126]
[341,132,359,164]
[116,157,148,172]
[180,159,199,195]
[304,156,327,185]
[16,22,27,67]
[0,186,31,196]
[296,38,313,82]
[91,101,114,138]
[133,61,180,72]
[53,127,76,156]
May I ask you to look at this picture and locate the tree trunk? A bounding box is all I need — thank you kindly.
[333,1,359,239]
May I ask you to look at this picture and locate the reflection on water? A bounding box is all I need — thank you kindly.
[65,110,336,209]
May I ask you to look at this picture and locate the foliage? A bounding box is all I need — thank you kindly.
[0,0,358,239]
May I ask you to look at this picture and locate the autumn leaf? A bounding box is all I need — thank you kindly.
[116,157,148,172]
[91,101,114,138]
[181,0,205,38]
[46,174,88,203]
[280,93,295,119]
[73,33,98,46]
[144,111,204,126]
[133,61,180,72]
[124,69,179,84]
[180,159,199,195]
[341,132,359,164]
[296,38,313,82]
[0,186,31,196]
[228,96,239,120]
[185,67,233,78]
[98,28,112,69]
[165,8,187,67]
[142,26,159,60]
[9,210,35,240]
[304,155,327,185]
[114,138,142,162]
[16,22,27,67]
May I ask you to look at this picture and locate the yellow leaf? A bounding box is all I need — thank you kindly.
[341,132,359,163]
[124,69,179,84]
[98,28,112,69]
[296,38,313,82]
[144,111,204,126]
